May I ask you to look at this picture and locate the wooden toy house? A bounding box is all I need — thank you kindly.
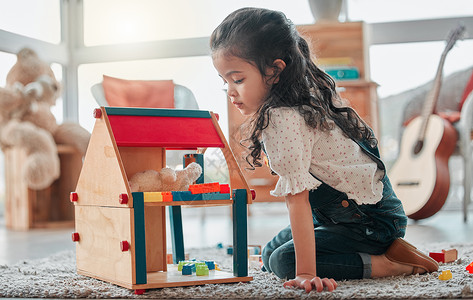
[71,106,253,292]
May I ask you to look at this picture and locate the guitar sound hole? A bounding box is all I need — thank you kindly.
[397,181,420,186]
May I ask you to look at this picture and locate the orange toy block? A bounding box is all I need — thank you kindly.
[162,192,173,202]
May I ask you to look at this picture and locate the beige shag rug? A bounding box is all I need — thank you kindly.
[1,243,473,299]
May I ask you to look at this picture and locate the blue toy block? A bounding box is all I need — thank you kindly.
[182,264,193,275]
[202,193,231,200]
[171,191,202,201]
[205,261,215,270]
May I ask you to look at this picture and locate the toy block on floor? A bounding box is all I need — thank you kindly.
[429,248,458,263]
[442,249,458,263]
[72,107,253,291]
[466,262,473,273]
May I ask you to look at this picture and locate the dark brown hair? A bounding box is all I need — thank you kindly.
[211,7,377,168]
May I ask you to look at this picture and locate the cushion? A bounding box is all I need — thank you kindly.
[102,75,175,108]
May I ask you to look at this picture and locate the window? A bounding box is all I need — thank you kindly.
[347,0,473,22]
[83,0,315,46]
[0,0,61,44]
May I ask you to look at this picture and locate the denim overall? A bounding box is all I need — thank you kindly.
[261,130,408,280]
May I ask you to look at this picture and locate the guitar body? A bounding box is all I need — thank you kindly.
[389,115,458,220]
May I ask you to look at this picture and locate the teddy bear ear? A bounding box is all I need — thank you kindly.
[24,81,44,98]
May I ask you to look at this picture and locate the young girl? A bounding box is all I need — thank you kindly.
[211,7,438,293]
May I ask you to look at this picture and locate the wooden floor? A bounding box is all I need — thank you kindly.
[0,201,471,265]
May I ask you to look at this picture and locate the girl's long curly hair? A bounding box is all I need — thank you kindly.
[210,7,377,169]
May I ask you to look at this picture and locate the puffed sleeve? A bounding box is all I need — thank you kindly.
[262,108,322,197]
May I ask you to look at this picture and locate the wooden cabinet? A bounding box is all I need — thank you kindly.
[227,22,379,202]
[297,21,379,134]
[4,145,82,230]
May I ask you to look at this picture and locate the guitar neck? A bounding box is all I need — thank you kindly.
[416,23,466,143]
[417,54,447,141]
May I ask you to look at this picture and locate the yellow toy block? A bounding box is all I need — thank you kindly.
[438,270,452,281]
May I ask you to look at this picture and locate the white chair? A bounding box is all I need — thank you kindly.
[398,68,473,222]
[454,90,473,222]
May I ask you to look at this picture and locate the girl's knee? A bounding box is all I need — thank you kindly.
[268,248,295,279]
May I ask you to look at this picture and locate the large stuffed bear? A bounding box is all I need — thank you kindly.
[0,48,90,190]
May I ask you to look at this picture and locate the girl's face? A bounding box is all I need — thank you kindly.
[212,51,271,116]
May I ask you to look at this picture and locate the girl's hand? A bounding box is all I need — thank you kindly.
[283,274,337,293]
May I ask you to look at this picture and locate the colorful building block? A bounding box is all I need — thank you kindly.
[182,264,193,275]
[202,193,231,200]
[438,270,452,280]
[442,249,458,263]
[172,191,202,201]
[429,248,458,263]
[196,264,209,276]
[205,261,215,270]
[466,262,473,273]
[429,252,445,263]
[189,182,221,194]
[220,184,230,194]
[162,191,173,202]
[143,192,163,203]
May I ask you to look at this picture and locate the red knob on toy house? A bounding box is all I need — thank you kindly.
[214,113,220,121]
[119,193,128,205]
[120,241,130,252]
[251,189,256,200]
[70,192,78,202]
[72,232,80,242]
[93,108,102,118]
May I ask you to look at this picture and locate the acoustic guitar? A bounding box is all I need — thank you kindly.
[389,24,466,220]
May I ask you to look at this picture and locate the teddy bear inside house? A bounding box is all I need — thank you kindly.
[0,48,91,190]
[129,162,203,193]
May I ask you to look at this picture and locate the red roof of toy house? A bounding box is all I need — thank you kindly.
[105,107,225,149]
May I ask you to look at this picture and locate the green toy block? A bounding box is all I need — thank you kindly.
[196,264,209,276]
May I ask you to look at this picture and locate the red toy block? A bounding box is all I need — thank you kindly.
[466,262,473,273]
[119,193,128,205]
[220,184,230,194]
[429,252,445,263]
[70,192,78,202]
[72,232,80,242]
[120,241,130,252]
